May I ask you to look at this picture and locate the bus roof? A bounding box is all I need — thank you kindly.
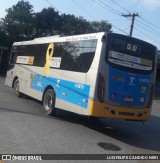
[13,32,106,46]
[12,32,157,48]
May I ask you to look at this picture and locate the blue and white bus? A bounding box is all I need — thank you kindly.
[5,32,157,121]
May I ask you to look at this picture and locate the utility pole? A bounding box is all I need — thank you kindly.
[122,13,139,37]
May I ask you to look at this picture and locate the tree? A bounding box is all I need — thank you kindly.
[1,0,35,42]
[60,14,112,36]
[90,20,112,33]
[60,14,90,35]
[0,18,9,46]
[35,8,62,37]
[0,31,8,46]
[0,0,112,44]
[0,0,112,76]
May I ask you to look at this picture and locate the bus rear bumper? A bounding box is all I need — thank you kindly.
[89,100,151,121]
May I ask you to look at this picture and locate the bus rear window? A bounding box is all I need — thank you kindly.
[106,34,156,73]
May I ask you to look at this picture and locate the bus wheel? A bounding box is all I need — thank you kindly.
[43,89,57,116]
[13,78,22,97]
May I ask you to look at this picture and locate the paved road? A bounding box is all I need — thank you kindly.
[0,77,160,163]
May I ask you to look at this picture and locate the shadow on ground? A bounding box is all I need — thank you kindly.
[54,109,160,152]
[1,93,160,152]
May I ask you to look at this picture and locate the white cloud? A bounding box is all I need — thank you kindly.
[123,0,160,11]
[140,0,160,10]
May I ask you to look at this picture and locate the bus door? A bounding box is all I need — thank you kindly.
[5,46,19,87]
[58,42,93,113]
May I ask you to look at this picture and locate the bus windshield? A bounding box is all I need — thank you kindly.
[107,34,156,74]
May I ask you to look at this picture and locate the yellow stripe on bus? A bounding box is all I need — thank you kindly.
[89,100,151,121]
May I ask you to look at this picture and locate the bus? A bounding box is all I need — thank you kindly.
[5,32,157,121]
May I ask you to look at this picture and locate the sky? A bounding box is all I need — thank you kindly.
[1,0,160,49]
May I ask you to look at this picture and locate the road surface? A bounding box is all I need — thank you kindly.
[0,77,160,163]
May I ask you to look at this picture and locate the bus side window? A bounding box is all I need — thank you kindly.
[20,46,26,56]
[9,48,19,65]
[79,40,97,73]
[79,52,95,72]
[32,44,48,67]
[9,52,17,65]
[60,42,80,72]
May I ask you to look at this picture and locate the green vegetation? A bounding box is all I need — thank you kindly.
[0,0,112,48]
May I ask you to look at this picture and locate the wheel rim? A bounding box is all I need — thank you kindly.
[14,80,19,95]
[44,94,53,111]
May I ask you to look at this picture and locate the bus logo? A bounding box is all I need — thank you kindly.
[56,79,61,87]
[129,76,136,86]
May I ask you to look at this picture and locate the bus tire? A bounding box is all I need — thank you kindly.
[43,89,57,116]
[13,78,22,97]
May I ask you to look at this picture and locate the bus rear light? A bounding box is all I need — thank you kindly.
[97,73,105,102]
[147,84,154,108]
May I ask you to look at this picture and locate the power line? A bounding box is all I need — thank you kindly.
[110,0,160,34]
[114,26,130,33]
[97,0,160,47]
[92,0,121,16]
[45,0,63,14]
[110,0,130,13]
[122,14,160,38]
[72,0,97,21]
[122,13,139,36]
[111,24,128,35]
[135,20,160,38]
[72,0,128,35]
[91,0,128,35]
[92,0,135,35]
[140,17,160,31]
[93,0,160,39]
[98,0,122,15]
[111,0,159,37]
[135,27,160,45]
[136,19,160,36]
[45,0,160,41]
[71,0,101,31]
